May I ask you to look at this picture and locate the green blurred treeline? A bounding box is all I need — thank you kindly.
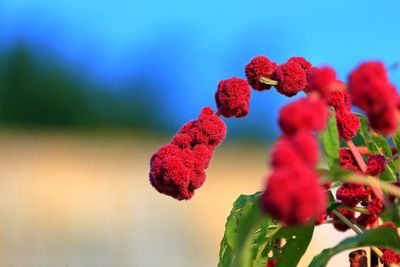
[0,42,165,132]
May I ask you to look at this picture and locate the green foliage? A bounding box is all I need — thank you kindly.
[357,113,397,181]
[309,227,400,267]
[318,112,339,169]
[218,193,314,267]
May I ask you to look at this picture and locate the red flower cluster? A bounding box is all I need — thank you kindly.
[266,259,277,267]
[215,77,251,118]
[262,95,327,225]
[245,56,277,91]
[150,107,226,200]
[381,249,400,266]
[349,61,398,134]
[307,67,337,99]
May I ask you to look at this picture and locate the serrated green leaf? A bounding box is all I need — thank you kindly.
[318,113,339,169]
[218,193,315,267]
[308,227,400,267]
[356,113,397,181]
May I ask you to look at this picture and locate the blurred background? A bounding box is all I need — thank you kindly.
[0,0,399,266]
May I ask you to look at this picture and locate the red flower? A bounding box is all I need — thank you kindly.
[357,213,379,227]
[349,61,397,113]
[215,77,251,118]
[336,183,370,207]
[367,154,386,176]
[336,110,360,140]
[327,85,351,112]
[150,144,196,200]
[271,131,319,168]
[339,148,362,173]
[381,249,400,266]
[245,56,277,91]
[288,57,312,72]
[307,67,337,99]
[279,98,328,135]
[273,60,308,96]
[261,164,327,225]
[266,259,278,267]
[177,107,226,148]
[330,208,355,232]
[367,198,384,214]
[368,108,397,135]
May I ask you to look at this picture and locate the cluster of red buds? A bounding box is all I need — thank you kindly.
[149,54,400,266]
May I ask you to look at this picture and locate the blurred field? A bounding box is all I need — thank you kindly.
[0,132,361,266]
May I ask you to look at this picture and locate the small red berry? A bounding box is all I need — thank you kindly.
[339,148,362,173]
[336,183,370,207]
[245,56,277,91]
[327,85,351,111]
[273,60,308,96]
[215,77,251,118]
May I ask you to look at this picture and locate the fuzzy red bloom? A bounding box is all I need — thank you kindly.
[288,57,312,72]
[380,249,400,266]
[177,107,226,148]
[266,259,277,267]
[349,61,398,113]
[215,77,251,118]
[367,198,384,214]
[150,144,196,200]
[307,67,337,99]
[261,165,327,225]
[330,208,355,232]
[245,56,277,91]
[368,108,397,135]
[271,131,319,168]
[279,98,328,135]
[357,213,379,228]
[335,110,360,140]
[339,148,362,173]
[273,60,308,96]
[327,86,351,111]
[367,154,386,176]
[336,183,370,207]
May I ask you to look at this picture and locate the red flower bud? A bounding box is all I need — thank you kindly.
[327,84,351,111]
[245,56,277,91]
[368,108,397,135]
[215,77,251,118]
[367,154,386,176]
[273,60,308,96]
[307,67,337,99]
[336,110,360,140]
[381,249,400,266]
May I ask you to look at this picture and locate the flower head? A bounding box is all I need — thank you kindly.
[307,67,337,99]
[215,77,251,118]
[336,110,360,140]
[245,56,277,91]
[273,60,308,96]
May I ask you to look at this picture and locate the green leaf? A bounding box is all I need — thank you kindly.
[275,224,315,267]
[218,193,315,267]
[357,113,397,181]
[318,112,339,169]
[309,227,400,267]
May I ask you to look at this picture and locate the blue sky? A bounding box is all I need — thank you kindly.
[1,0,400,135]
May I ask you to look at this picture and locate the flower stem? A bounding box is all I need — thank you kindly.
[259,77,278,86]
[346,140,368,172]
[332,209,383,258]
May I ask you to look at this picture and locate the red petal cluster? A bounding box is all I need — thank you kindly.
[245,56,277,91]
[381,250,400,266]
[339,148,362,173]
[327,84,351,111]
[266,259,277,267]
[336,183,371,207]
[335,110,360,141]
[273,60,308,96]
[330,208,355,232]
[215,77,251,118]
[349,61,398,134]
[279,97,328,135]
[307,67,337,98]
[366,154,386,176]
[261,164,326,225]
[150,107,226,200]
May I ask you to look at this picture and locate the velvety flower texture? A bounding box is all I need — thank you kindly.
[261,164,327,225]
[335,110,360,141]
[150,107,226,200]
[215,77,251,118]
[307,67,337,99]
[245,56,277,91]
[279,97,328,135]
[349,61,398,134]
[273,60,308,97]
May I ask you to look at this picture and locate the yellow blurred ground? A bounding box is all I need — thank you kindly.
[0,132,359,266]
